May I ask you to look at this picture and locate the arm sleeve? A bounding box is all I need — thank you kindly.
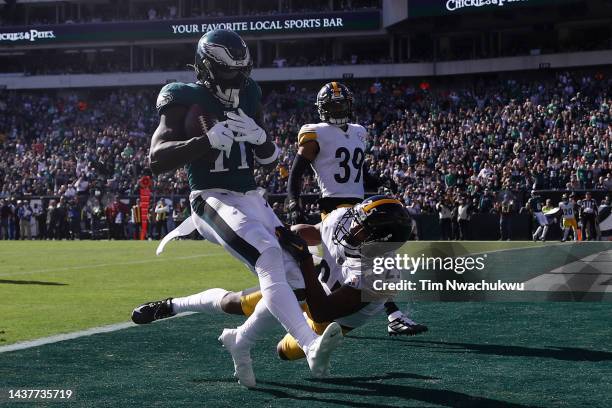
[287,153,310,201]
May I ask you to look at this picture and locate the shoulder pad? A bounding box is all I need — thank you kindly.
[156,82,191,114]
[245,78,262,101]
[298,124,318,146]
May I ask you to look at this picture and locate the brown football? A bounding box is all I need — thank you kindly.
[184,104,221,161]
[184,103,219,138]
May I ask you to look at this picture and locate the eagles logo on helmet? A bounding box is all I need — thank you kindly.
[193,29,253,107]
[316,81,353,125]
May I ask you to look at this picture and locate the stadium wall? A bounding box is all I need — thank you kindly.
[1,50,610,89]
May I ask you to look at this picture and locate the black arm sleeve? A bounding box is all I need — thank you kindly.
[287,153,311,201]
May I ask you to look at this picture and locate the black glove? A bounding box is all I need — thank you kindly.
[275,226,311,263]
[287,198,305,224]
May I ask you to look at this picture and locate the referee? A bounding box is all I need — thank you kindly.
[580,192,598,241]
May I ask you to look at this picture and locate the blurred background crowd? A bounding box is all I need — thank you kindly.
[0,70,610,240]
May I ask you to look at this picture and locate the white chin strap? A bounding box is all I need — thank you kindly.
[214,85,240,108]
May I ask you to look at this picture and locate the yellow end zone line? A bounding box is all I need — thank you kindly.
[0,253,223,278]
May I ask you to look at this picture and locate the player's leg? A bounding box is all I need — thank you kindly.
[219,299,276,388]
[276,301,388,361]
[132,286,272,324]
[562,219,569,242]
[193,192,340,374]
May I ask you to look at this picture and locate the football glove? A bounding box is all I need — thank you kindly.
[287,198,305,224]
[275,226,311,263]
[226,108,266,145]
[206,121,234,158]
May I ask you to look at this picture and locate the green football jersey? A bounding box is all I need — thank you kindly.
[156,79,262,193]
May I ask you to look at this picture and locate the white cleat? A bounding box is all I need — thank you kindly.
[304,322,343,377]
[218,328,256,388]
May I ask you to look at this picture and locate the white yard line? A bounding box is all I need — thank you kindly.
[0,313,195,353]
[0,253,220,278]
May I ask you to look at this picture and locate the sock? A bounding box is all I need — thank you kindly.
[542,225,549,239]
[562,228,568,241]
[256,247,318,349]
[384,301,399,316]
[171,288,228,314]
[236,297,278,346]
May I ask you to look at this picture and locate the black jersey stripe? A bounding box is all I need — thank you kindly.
[192,195,261,267]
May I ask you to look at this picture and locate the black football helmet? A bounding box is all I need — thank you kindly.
[316,81,353,125]
[333,195,412,253]
[194,29,253,107]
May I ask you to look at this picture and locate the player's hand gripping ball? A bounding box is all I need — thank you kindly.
[184,104,234,158]
[226,108,267,145]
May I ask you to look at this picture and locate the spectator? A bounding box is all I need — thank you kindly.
[154,199,169,239]
[17,199,33,240]
[457,197,471,240]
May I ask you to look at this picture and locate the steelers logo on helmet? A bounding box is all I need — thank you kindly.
[194,29,253,107]
[316,81,353,125]
[333,195,412,256]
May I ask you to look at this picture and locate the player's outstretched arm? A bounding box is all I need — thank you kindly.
[275,226,365,322]
[287,140,318,218]
[149,105,216,175]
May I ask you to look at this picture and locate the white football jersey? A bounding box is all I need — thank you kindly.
[317,207,361,292]
[559,202,575,219]
[298,122,366,198]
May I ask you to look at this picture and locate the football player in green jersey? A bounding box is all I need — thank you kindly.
[139,29,343,388]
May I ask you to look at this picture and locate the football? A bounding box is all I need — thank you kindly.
[184,103,219,139]
[184,103,221,160]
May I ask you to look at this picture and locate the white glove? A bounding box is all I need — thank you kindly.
[225,108,267,145]
[206,121,234,158]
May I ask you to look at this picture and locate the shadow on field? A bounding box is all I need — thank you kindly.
[348,336,612,362]
[0,279,67,286]
[255,371,541,408]
[412,340,612,362]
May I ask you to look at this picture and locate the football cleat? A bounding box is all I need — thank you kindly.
[388,315,428,336]
[131,298,175,324]
[218,328,256,388]
[304,322,343,377]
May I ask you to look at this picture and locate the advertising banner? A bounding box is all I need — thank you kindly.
[0,10,380,46]
[408,0,578,18]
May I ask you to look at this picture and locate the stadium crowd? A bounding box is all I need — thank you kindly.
[0,70,610,240]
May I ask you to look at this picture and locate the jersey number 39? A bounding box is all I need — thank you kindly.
[335,147,364,184]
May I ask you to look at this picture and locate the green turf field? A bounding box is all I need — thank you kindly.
[1,240,611,407]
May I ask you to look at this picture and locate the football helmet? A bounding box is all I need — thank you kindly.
[194,29,253,107]
[333,195,412,252]
[316,81,353,125]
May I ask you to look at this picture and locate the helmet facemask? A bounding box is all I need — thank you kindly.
[316,82,353,125]
[195,37,253,108]
[318,99,352,125]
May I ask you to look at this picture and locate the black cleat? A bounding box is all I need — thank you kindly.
[131,298,175,324]
[388,316,428,336]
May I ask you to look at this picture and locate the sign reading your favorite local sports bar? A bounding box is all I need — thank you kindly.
[0,10,379,45]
